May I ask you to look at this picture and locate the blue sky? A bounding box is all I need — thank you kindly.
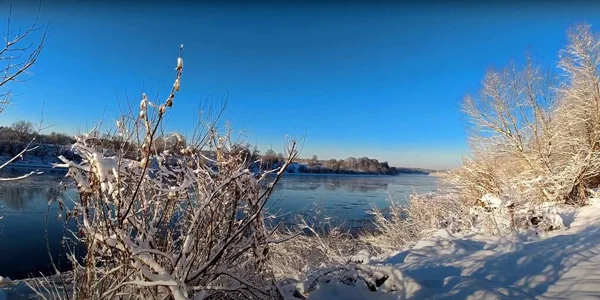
[2,1,600,170]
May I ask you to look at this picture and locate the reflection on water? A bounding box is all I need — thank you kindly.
[0,184,62,211]
[0,176,79,280]
[0,173,438,279]
[276,176,390,193]
[268,174,438,232]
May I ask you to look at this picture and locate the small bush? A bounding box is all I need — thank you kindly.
[360,191,471,253]
[33,50,302,300]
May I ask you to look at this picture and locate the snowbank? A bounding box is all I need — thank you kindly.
[286,200,600,299]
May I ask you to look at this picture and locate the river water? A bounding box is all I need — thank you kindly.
[0,173,438,279]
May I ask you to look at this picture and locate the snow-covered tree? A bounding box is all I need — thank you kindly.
[448,24,600,208]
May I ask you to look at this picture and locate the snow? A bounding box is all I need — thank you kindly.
[348,250,371,265]
[292,200,600,299]
[481,193,503,209]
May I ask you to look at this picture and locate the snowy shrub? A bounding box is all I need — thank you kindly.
[360,191,471,253]
[280,262,423,299]
[32,49,302,300]
[360,190,567,255]
[269,219,364,281]
[448,24,600,207]
[469,193,565,235]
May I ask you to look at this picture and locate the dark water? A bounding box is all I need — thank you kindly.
[0,174,78,280]
[0,173,438,279]
[267,174,439,228]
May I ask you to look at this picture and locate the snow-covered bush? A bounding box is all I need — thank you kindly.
[33,49,301,300]
[359,190,567,256]
[448,24,600,207]
[470,193,565,235]
[360,191,471,253]
[269,219,364,282]
[280,263,423,299]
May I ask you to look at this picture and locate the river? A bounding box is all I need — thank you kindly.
[0,173,438,279]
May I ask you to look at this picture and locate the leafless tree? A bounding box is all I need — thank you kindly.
[0,4,46,181]
[10,120,33,140]
[447,23,600,207]
[0,2,47,114]
[550,24,600,203]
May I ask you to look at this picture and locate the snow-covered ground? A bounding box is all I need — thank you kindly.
[3,200,600,299]
[288,200,600,300]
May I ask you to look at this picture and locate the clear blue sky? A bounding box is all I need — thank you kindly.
[3,1,600,170]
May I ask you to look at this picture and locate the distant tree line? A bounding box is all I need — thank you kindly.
[0,121,75,145]
[226,144,432,175]
[295,155,431,175]
[0,121,75,158]
[0,121,431,175]
[0,121,193,161]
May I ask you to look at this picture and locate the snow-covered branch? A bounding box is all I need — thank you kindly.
[40,48,300,300]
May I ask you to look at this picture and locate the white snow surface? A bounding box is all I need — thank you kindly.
[294,201,600,299]
[480,193,503,210]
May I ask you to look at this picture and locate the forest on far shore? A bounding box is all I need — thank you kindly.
[0,121,432,175]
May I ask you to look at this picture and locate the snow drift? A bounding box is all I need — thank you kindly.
[281,199,600,299]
